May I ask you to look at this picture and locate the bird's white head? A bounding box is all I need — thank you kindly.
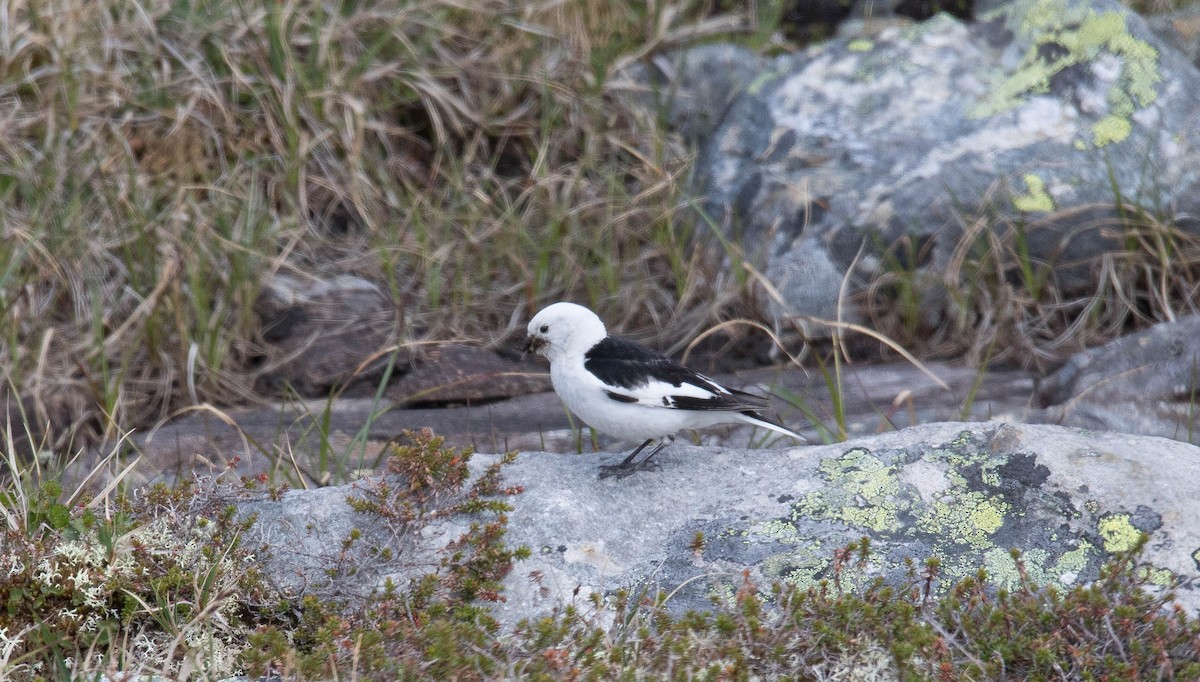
[525,302,607,363]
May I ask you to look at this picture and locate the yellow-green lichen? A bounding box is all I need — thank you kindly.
[795,442,1018,551]
[1092,113,1132,147]
[918,492,1009,549]
[982,547,1050,587]
[794,449,902,532]
[1137,565,1177,587]
[762,549,836,591]
[708,581,738,608]
[1012,173,1055,212]
[776,433,1176,602]
[981,547,1019,586]
[1097,513,1142,553]
[745,70,777,96]
[848,38,874,53]
[1052,540,1095,582]
[753,519,802,542]
[971,0,1160,148]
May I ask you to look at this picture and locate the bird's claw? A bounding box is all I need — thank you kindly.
[598,459,662,480]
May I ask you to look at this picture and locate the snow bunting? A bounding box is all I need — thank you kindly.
[524,302,804,478]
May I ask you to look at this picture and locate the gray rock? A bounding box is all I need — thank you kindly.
[695,0,1200,330]
[1146,4,1200,70]
[239,421,1200,628]
[1037,314,1200,407]
[609,43,767,146]
[255,273,400,395]
[1030,314,1200,442]
[1040,399,1200,444]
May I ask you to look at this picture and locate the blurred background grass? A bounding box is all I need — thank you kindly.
[0,0,770,453]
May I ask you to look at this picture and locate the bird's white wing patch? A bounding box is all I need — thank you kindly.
[608,377,727,408]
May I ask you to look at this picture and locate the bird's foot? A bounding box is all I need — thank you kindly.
[598,459,662,480]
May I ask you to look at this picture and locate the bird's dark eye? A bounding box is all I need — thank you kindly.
[539,325,549,333]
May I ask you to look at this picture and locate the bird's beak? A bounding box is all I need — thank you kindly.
[523,335,545,359]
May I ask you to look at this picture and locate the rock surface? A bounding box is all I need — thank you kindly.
[1034,314,1200,442]
[689,0,1200,330]
[240,421,1200,627]
[1037,314,1200,407]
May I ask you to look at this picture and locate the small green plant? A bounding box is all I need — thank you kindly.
[0,428,528,680]
[241,430,528,679]
[505,538,1200,680]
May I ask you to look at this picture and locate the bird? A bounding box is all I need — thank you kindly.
[524,302,805,478]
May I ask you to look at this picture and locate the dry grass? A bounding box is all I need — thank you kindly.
[865,196,1200,373]
[0,0,760,455]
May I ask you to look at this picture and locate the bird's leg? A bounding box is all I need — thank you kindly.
[635,438,671,466]
[616,439,654,467]
[598,437,672,480]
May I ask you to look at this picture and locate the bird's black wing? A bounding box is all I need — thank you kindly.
[584,335,768,412]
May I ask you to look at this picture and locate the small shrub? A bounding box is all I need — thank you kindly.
[241,429,528,680]
[0,476,270,679]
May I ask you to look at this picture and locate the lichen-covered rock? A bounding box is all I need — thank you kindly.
[486,422,1200,624]
[239,421,1200,627]
[695,0,1200,329]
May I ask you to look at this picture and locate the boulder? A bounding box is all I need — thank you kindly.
[239,421,1200,627]
[690,0,1200,330]
[1037,314,1200,406]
